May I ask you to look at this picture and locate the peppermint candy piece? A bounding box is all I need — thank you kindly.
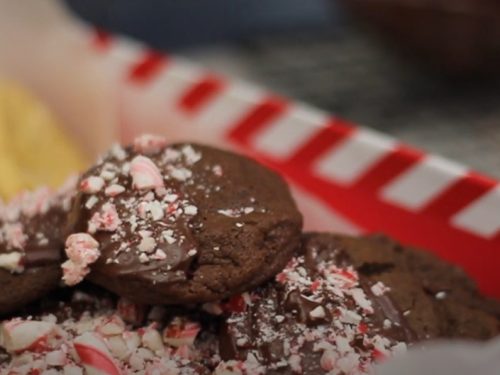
[62,233,100,286]
[162,318,201,348]
[73,332,122,375]
[61,260,90,286]
[1,319,56,354]
[3,223,26,250]
[65,233,100,265]
[88,203,121,233]
[20,186,53,217]
[96,315,126,336]
[80,176,105,194]
[104,184,126,197]
[130,156,164,190]
[133,134,168,155]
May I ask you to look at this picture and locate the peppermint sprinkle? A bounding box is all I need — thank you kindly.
[138,232,156,253]
[184,205,198,216]
[80,176,105,194]
[435,291,447,300]
[105,184,126,197]
[85,196,98,209]
[130,156,164,190]
[371,281,390,297]
[169,167,192,182]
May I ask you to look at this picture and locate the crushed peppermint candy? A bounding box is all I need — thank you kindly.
[133,134,169,155]
[0,292,215,375]
[217,207,255,218]
[0,178,77,273]
[222,250,408,374]
[80,176,105,194]
[62,233,100,286]
[130,155,165,190]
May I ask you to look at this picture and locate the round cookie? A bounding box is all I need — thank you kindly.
[218,233,500,374]
[0,179,76,315]
[63,136,302,305]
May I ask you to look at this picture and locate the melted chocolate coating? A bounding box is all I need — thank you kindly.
[67,142,302,305]
[0,186,73,315]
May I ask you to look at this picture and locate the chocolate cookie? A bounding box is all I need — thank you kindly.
[63,135,302,305]
[333,234,500,340]
[219,233,499,374]
[0,179,75,315]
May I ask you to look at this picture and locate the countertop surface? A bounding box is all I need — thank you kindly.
[186,29,500,178]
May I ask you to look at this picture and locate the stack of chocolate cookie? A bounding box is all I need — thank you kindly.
[0,135,498,374]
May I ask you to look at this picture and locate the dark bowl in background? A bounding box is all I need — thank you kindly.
[340,0,500,76]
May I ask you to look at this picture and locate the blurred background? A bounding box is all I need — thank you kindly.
[0,0,499,200]
[63,0,500,178]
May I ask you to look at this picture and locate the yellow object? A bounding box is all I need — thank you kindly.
[0,82,87,200]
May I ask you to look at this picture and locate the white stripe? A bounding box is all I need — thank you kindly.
[291,185,362,235]
[251,104,328,159]
[381,155,466,210]
[314,128,396,185]
[191,82,266,135]
[452,186,500,238]
[150,59,204,101]
[105,38,145,65]
[124,58,204,101]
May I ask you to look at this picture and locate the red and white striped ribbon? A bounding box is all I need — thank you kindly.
[88,28,500,298]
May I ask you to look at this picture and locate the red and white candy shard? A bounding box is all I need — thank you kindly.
[3,222,26,250]
[80,176,105,194]
[88,202,121,233]
[65,233,100,265]
[162,318,201,348]
[74,332,122,375]
[62,233,100,286]
[19,186,52,217]
[225,253,406,374]
[1,319,56,354]
[133,134,168,155]
[130,155,165,190]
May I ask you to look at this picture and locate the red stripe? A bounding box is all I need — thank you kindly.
[286,117,356,167]
[91,28,112,51]
[227,96,288,146]
[266,159,500,298]
[178,74,225,113]
[74,343,121,375]
[420,172,497,219]
[351,145,424,193]
[128,50,168,83]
